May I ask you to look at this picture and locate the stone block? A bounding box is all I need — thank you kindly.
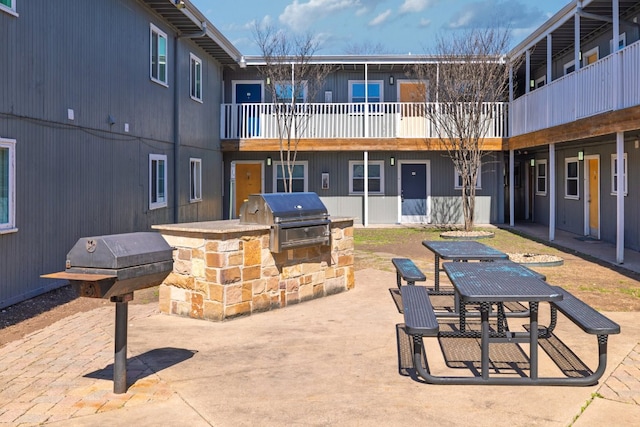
[346,267,355,290]
[209,239,240,252]
[220,267,241,284]
[252,293,271,312]
[228,251,243,266]
[285,278,300,293]
[283,264,303,279]
[325,277,345,295]
[242,282,253,302]
[190,293,204,319]
[242,265,261,281]
[226,284,243,305]
[163,272,194,289]
[192,248,204,260]
[207,283,224,302]
[252,279,267,295]
[192,258,205,279]
[174,259,192,275]
[193,280,209,295]
[313,284,325,298]
[338,254,354,267]
[205,267,219,284]
[343,226,354,237]
[299,284,314,301]
[302,262,322,274]
[262,265,280,277]
[177,248,192,261]
[261,249,276,267]
[205,252,225,268]
[174,300,192,317]
[266,276,280,292]
[203,300,223,321]
[226,301,252,318]
[243,239,262,266]
[170,286,187,302]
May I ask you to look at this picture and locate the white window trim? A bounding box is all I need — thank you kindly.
[150,23,168,87]
[610,153,628,196]
[582,46,599,67]
[0,137,16,233]
[536,159,548,196]
[534,75,546,89]
[149,154,168,209]
[0,0,18,17]
[272,161,308,193]
[563,60,575,75]
[190,158,202,202]
[454,164,482,190]
[348,80,384,103]
[564,157,579,200]
[349,160,385,195]
[189,53,203,103]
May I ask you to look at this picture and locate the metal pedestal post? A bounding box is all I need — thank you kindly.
[112,293,133,394]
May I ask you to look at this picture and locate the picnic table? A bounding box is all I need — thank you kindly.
[400,260,620,385]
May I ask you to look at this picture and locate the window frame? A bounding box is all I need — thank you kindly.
[583,46,599,67]
[564,157,579,200]
[189,53,203,102]
[274,81,308,103]
[189,158,202,202]
[535,159,547,196]
[611,153,628,196]
[0,137,16,233]
[0,0,17,17]
[349,160,385,195]
[272,161,308,193]
[348,80,384,103]
[534,75,546,89]
[454,164,482,190]
[563,60,576,75]
[610,33,626,52]
[149,154,168,209]
[150,23,168,86]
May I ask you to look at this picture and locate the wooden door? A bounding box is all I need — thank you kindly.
[235,163,262,217]
[588,158,599,237]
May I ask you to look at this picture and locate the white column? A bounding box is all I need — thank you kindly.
[616,132,624,263]
[525,50,531,94]
[549,143,556,241]
[364,64,369,227]
[574,8,581,71]
[509,149,515,227]
[613,0,621,111]
[547,34,553,128]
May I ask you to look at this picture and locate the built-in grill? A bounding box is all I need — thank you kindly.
[42,232,174,393]
[239,192,331,252]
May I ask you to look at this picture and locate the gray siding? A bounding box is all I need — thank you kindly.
[0,0,225,307]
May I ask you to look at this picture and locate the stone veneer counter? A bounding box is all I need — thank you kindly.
[152,218,354,321]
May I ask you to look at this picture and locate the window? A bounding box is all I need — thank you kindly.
[150,24,168,86]
[190,53,202,102]
[535,159,547,196]
[149,154,167,209]
[535,76,546,89]
[273,161,308,192]
[564,60,575,75]
[274,82,307,103]
[565,157,579,199]
[0,0,17,16]
[454,164,482,189]
[0,138,16,232]
[349,160,384,194]
[611,153,628,196]
[190,158,202,202]
[349,81,383,103]
[610,33,626,52]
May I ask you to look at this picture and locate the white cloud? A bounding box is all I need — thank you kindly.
[279,0,360,31]
[419,18,431,28]
[369,9,392,26]
[447,0,546,30]
[399,0,436,14]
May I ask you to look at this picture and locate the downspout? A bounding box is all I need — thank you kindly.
[173,22,208,223]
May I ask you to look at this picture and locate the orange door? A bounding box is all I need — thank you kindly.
[588,159,599,237]
[235,163,262,217]
[399,81,427,115]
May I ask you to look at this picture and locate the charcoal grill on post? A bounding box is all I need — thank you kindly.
[42,232,173,394]
[239,192,331,252]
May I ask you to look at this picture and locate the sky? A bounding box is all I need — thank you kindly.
[190,0,571,56]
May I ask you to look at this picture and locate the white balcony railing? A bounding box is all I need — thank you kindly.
[512,40,640,136]
[220,102,508,140]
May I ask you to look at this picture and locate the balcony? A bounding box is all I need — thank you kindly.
[512,40,640,137]
[220,102,508,144]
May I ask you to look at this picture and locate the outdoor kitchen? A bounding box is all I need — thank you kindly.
[153,192,355,321]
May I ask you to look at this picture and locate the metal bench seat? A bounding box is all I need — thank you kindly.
[392,258,426,288]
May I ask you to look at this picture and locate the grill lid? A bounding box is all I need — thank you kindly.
[240,192,328,224]
[66,232,173,269]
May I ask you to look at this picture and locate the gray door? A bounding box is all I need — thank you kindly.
[400,162,429,223]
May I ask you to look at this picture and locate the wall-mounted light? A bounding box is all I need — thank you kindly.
[266,157,272,166]
[174,0,185,9]
[390,156,395,166]
[266,77,271,85]
[239,56,247,69]
[529,79,535,88]
[107,115,116,126]
[579,51,583,61]
[578,150,584,161]
[530,158,535,167]
[389,76,394,85]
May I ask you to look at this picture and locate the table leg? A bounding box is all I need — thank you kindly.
[480,302,490,380]
[530,302,539,379]
[434,255,440,291]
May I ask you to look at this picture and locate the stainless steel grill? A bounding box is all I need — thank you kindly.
[42,231,174,394]
[239,192,331,252]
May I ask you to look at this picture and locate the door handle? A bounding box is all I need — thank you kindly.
[401,190,404,202]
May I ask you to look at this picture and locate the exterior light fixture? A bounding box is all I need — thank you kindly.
[578,150,584,161]
[389,76,394,85]
[266,157,272,166]
[239,56,247,68]
[530,79,535,88]
[390,157,395,166]
[174,0,185,9]
[530,158,535,167]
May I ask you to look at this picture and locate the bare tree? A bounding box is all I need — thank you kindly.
[414,27,515,230]
[253,25,333,192]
